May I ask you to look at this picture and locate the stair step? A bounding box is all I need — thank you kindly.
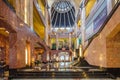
[9,69,115,79]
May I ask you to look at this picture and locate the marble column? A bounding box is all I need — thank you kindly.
[56,33,58,50]
[46,51,49,61]
[69,33,72,49]
[79,45,82,57]
[15,0,25,20]
[45,27,48,45]
[29,0,33,30]
[45,6,49,45]
[75,23,78,49]
[16,0,33,29]
[81,5,86,48]
[48,3,53,48]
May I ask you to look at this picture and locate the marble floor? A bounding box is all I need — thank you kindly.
[1,62,119,80]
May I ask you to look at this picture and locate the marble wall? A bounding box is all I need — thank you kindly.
[106,32,120,67]
[0,0,50,68]
[84,6,120,68]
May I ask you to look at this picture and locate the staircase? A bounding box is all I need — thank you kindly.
[8,59,116,80]
[9,67,115,79]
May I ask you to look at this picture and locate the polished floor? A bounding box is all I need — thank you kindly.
[6,61,119,80]
[17,62,105,72]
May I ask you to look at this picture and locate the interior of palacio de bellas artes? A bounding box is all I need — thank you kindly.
[0,0,120,80]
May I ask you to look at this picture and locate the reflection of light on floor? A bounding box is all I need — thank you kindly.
[59,62,71,68]
[82,72,89,78]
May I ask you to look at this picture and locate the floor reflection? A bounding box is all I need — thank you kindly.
[31,61,105,72]
[13,61,116,79]
[34,62,73,71]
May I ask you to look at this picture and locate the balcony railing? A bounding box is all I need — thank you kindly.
[85,0,107,40]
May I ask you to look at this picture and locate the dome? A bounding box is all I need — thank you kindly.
[51,0,75,28]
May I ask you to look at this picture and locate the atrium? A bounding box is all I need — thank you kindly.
[0,0,120,80]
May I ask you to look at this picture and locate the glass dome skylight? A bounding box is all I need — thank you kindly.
[51,0,75,29]
[53,1,73,13]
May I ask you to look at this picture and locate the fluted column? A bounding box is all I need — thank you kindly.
[29,0,33,30]
[56,33,58,50]
[69,33,72,49]
[81,4,86,48]
[75,23,78,49]
[24,0,33,27]
[45,5,49,45]
[15,0,25,21]
[79,45,82,57]
[45,26,48,46]
[15,0,33,29]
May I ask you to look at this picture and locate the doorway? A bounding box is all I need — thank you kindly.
[25,41,31,66]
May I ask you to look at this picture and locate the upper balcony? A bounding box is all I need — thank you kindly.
[85,0,120,40]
